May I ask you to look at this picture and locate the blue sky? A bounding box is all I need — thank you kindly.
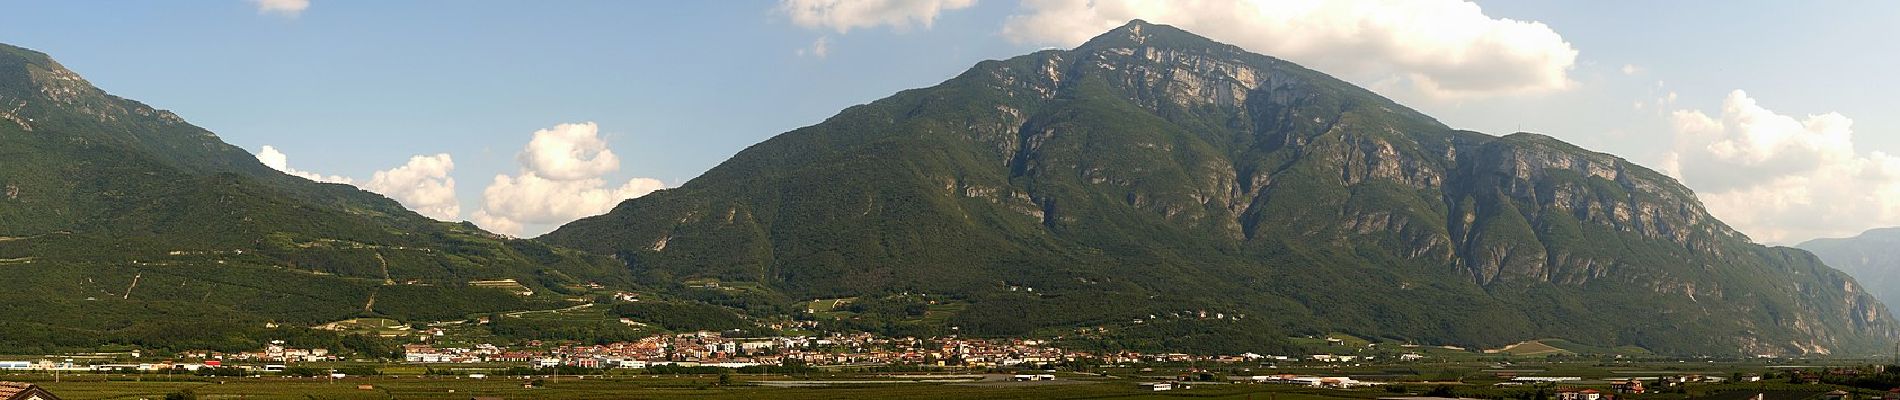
[3,1,1898,242]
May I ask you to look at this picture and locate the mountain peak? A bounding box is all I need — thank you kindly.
[0,42,104,109]
[1078,19,1225,52]
[0,43,55,67]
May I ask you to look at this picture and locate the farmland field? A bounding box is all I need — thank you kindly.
[16,374,1367,400]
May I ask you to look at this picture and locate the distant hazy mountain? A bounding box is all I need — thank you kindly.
[544,20,1895,356]
[1800,228,1900,313]
[0,43,632,353]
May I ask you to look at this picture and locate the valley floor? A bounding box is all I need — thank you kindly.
[6,359,1893,400]
[15,373,1327,400]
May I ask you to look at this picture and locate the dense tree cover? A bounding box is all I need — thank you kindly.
[487,312,649,344]
[610,301,756,333]
[1821,366,1900,390]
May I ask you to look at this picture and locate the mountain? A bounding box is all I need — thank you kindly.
[544,21,1896,356]
[0,43,632,353]
[1800,228,1900,313]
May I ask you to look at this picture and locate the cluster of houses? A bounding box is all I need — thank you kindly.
[400,332,1091,368]
[393,331,1427,370]
[198,341,338,363]
[0,359,250,373]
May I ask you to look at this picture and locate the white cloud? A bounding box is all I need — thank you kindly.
[1666,90,1900,244]
[253,145,465,222]
[798,36,832,58]
[1000,0,1579,98]
[780,0,976,33]
[1621,64,1642,75]
[473,122,667,237]
[249,0,309,16]
[363,154,461,221]
[517,122,621,181]
[255,145,354,184]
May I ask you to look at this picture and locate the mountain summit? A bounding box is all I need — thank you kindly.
[544,21,1894,355]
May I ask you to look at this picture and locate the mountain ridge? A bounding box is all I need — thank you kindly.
[1799,227,1900,317]
[544,20,1895,356]
[0,42,634,354]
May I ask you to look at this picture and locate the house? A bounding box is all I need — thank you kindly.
[0,382,59,400]
[1611,380,1646,394]
[1885,388,1900,400]
[1557,388,1606,400]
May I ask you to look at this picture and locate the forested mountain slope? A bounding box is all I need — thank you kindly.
[0,43,631,353]
[545,21,1895,356]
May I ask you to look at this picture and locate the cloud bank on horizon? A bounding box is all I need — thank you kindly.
[255,122,664,237]
[471,122,666,237]
[999,0,1578,99]
[256,145,353,185]
[1665,91,1900,244]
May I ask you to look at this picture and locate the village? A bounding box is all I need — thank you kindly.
[41,331,1302,372]
[7,331,1889,395]
[6,331,1900,399]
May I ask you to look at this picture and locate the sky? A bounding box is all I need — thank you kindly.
[2,1,1898,244]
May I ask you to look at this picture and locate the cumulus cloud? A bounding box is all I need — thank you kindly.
[249,0,309,16]
[1000,0,1578,98]
[363,154,461,221]
[473,122,667,237]
[1621,64,1642,75]
[780,0,976,33]
[255,145,354,184]
[255,145,463,221]
[1665,90,1900,244]
[517,122,621,181]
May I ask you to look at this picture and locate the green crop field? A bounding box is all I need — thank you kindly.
[5,358,1890,400]
[19,374,1370,400]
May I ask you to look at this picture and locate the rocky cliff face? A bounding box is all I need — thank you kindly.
[545,21,1896,355]
[1801,228,1900,324]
